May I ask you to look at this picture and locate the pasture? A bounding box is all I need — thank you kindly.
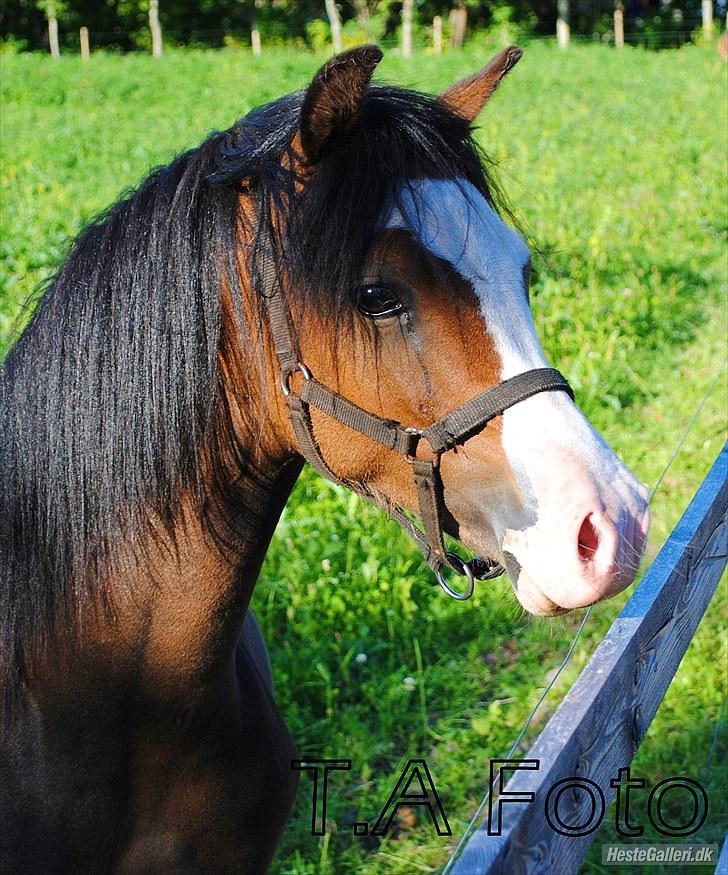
[1,42,726,873]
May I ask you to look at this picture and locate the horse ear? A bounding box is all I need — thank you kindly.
[299,44,383,163]
[440,45,523,122]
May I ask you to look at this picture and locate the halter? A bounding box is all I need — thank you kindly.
[258,242,574,600]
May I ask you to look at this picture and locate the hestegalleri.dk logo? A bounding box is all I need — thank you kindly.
[291,757,711,841]
[602,844,718,866]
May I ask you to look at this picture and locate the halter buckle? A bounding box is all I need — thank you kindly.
[281,362,313,397]
[435,552,476,601]
[402,427,424,463]
[403,428,440,465]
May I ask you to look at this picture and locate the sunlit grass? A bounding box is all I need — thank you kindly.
[1,42,726,874]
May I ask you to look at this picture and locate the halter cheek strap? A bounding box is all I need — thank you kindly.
[258,244,574,600]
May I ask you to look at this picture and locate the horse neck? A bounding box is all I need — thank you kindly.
[104,455,303,700]
[112,266,305,693]
[70,314,301,702]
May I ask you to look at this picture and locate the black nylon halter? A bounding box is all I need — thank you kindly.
[258,243,574,600]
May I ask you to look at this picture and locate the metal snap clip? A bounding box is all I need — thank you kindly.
[470,555,506,581]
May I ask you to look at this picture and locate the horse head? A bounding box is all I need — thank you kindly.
[250,46,649,615]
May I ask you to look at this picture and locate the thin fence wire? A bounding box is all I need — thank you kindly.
[441,605,593,874]
[23,24,722,55]
[441,361,727,874]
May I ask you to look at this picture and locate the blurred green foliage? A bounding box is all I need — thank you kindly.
[0,43,726,874]
[0,0,717,53]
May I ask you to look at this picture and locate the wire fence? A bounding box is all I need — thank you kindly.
[6,12,726,59]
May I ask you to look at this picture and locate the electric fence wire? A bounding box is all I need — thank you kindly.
[441,605,592,875]
[442,361,727,874]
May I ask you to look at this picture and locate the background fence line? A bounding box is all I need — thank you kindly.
[11,1,727,59]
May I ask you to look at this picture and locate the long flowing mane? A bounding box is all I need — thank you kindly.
[0,83,510,684]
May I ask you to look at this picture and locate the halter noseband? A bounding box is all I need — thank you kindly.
[258,244,574,600]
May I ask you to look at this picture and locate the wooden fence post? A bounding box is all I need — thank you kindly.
[614,2,624,47]
[401,0,413,57]
[149,0,163,57]
[251,28,261,55]
[557,0,570,48]
[79,26,90,59]
[433,15,442,54]
[449,5,467,48]
[325,0,343,54]
[48,6,60,59]
[702,0,714,38]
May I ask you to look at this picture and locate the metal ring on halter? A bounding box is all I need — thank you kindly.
[281,362,313,397]
[435,552,476,601]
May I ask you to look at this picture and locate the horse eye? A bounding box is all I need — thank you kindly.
[357,284,402,318]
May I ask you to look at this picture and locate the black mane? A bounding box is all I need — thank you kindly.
[0,82,509,681]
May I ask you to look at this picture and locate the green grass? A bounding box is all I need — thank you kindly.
[1,43,726,874]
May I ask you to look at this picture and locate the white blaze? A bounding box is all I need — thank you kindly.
[386,178,538,379]
[385,178,649,613]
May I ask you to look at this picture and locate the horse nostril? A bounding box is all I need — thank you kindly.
[577,513,600,563]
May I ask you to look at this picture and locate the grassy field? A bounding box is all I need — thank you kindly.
[1,42,726,874]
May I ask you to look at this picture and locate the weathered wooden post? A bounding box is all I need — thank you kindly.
[251,27,261,55]
[557,0,570,48]
[433,15,442,54]
[325,0,343,54]
[402,0,413,57]
[449,4,467,48]
[46,2,60,59]
[79,26,90,59]
[149,0,163,57]
[702,0,714,38]
[614,1,624,47]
